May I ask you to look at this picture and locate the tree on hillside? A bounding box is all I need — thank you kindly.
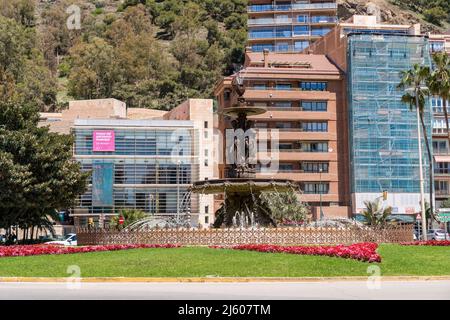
[0,15,56,110]
[0,101,89,242]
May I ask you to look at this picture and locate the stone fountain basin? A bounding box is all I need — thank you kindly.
[191,178,298,194]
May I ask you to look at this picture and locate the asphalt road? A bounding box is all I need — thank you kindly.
[0,281,449,300]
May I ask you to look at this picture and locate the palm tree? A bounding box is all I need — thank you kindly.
[361,199,392,227]
[428,52,450,146]
[398,63,431,240]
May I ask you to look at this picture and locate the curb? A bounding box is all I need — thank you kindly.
[1,276,450,283]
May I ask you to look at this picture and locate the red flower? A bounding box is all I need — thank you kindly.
[209,243,381,263]
[0,244,181,258]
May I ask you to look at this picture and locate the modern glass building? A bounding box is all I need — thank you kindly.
[347,33,432,214]
[72,119,200,227]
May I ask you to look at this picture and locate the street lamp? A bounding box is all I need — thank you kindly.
[319,168,324,221]
[406,86,428,240]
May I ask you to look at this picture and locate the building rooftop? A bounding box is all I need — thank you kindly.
[73,119,194,128]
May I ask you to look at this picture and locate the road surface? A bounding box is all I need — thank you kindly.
[0,280,449,300]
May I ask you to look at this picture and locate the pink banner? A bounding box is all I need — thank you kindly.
[93,130,115,152]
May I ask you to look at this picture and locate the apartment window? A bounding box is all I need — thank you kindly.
[204,130,208,139]
[294,41,309,51]
[301,101,327,111]
[302,182,329,194]
[435,162,450,174]
[204,121,208,129]
[432,97,446,113]
[311,28,331,36]
[436,180,449,194]
[296,15,308,23]
[275,42,289,52]
[274,101,292,108]
[301,162,329,173]
[300,82,327,91]
[204,149,208,157]
[310,16,336,23]
[254,83,267,90]
[279,143,293,150]
[301,122,328,132]
[433,140,448,154]
[300,142,328,152]
[430,41,445,52]
[249,28,273,39]
[275,122,292,129]
[275,83,292,90]
[279,163,294,171]
[275,27,291,38]
[224,90,231,101]
[204,159,209,167]
[205,205,209,214]
[205,216,209,224]
[293,25,309,36]
[252,44,274,52]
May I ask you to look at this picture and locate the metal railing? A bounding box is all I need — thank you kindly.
[248,18,293,25]
[248,2,337,12]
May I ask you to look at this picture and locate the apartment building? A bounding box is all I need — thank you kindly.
[215,50,350,219]
[429,34,450,207]
[40,99,216,227]
[308,15,433,219]
[247,0,338,53]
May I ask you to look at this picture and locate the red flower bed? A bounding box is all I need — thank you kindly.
[401,240,450,246]
[210,243,381,263]
[0,244,181,258]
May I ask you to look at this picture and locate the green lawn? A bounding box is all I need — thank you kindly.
[0,245,448,277]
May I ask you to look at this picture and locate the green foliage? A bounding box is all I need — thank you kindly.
[0,100,89,237]
[0,12,57,111]
[441,198,450,208]
[110,209,147,228]
[424,7,447,26]
[0,0,247,111]
[361,199,393,226]
[259,190,310,225]
[391,0,450,25]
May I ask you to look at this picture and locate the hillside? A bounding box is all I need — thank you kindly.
[0,0,448,112]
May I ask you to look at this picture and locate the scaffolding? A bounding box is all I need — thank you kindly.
[347,34,432,194]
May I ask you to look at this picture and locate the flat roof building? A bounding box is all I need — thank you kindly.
[247,0,338,53]
[215,50,351,219]
[40,99,216,228]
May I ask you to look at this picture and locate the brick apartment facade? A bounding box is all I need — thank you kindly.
[214,50,351,218]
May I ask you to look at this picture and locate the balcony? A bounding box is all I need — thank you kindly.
[248,16,337,25]
[248,3,337,13]
[248,31,293,39]
[310,16,338,23]
[248,18,293,25]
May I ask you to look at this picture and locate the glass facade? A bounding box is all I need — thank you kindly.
[347,34,432,194]
[73,122,199,218]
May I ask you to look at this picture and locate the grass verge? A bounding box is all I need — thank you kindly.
[0,244,448,277]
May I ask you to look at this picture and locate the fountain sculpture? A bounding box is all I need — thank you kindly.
[191,74,299,227]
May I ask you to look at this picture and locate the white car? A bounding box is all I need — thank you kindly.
[426,229,450,241]
[46,233,77,246]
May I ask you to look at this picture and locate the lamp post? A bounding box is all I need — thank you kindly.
[406,86,428,240]
[319,168,324,221]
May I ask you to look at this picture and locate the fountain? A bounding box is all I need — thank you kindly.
[191,74,299,227]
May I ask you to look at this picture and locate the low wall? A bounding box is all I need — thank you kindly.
[77,225,413,246]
